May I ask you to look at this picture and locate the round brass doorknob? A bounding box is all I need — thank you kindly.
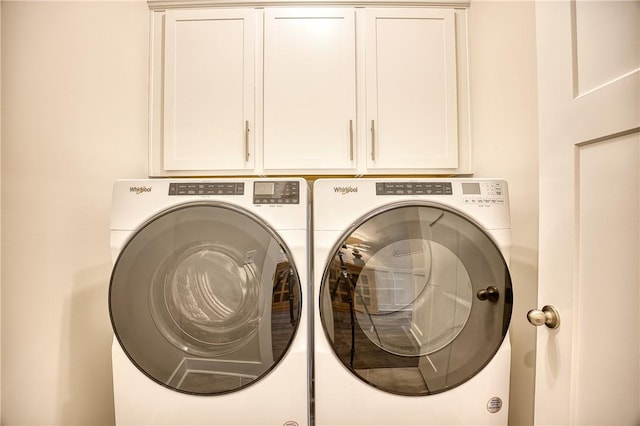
[527,305,560,329]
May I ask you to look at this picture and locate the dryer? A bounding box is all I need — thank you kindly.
[313,178,513,425]
[109,178,309,425]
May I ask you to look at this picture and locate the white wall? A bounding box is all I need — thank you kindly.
[1,1,149,424]
[0,1,539,425]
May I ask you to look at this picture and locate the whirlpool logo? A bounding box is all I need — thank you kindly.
[129,186,152,195]
[333,186,358,195]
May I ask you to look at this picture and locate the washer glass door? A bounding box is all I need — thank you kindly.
[320,202,512,395]
[110,203,301,395]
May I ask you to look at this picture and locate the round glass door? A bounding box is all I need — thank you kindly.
[320,202,512,395]
[110,202,301,395]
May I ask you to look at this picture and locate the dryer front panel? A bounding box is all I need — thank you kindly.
[109,202,302,395]
[319,202,512,396]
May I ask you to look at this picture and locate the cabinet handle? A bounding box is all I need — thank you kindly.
[245,120,250,162]
[370,120,376,161]
[349,120,354,161]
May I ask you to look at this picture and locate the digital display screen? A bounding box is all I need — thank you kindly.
[254,182,275,196]
[462,182,481,195]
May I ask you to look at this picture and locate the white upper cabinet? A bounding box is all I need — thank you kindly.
[263,8,357,174]
[364,8,459,171]
[150,9,256,175]
[148,3,471,176]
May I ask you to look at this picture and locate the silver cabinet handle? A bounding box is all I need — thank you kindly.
[370,119,376,161]
[527,305,560,329]
[245,120,250,162]
[349,120,354,161]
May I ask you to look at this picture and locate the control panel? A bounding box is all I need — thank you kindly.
[461,181,506,205]
[168,182,245,196]
[253,181,300,205]
[374,181,506,207]
[376,182,453,196]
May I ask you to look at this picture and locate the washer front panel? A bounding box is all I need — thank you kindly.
[110,202,302,395]
[319,201,512,396]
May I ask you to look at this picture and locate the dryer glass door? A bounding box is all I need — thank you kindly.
[319,203,512,395]
[110,203,301,395]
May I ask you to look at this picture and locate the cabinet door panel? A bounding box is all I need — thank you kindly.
[365,9,458,170]
[163,9,254,171]
[264,8,356,172]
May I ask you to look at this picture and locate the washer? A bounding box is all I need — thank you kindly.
[313,178,513,425]
[109,178,309,425]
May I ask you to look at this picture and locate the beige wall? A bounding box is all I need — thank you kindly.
[1,1,149,424]
[0,1,539,425]
[468,2,539,425]
[0,0,3,419]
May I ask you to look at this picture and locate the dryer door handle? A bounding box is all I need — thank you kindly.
[476,286,500,302]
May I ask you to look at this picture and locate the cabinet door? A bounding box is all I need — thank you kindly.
[365,8,459,170]
[162,9,255,171]
[263,8,356,173]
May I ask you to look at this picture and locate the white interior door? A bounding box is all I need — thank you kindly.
[534,1,639,424]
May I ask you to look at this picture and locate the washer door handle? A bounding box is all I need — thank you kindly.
[477,286,500,302]
[527,305,560,329]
